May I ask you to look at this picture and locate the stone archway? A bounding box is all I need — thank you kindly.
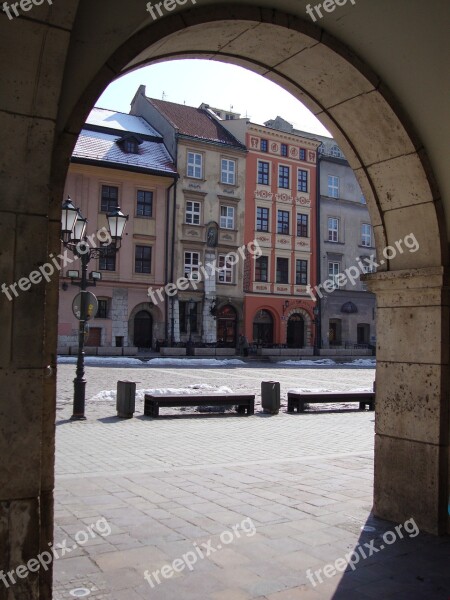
[44,6,450,539]
[286,308,313,348]
[1,5,449,598]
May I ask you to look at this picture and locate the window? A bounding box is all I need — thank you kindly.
[218,254,233,283]
[260,139,268,152]
[96,299,109,319]
[179,301,198,333]
[258,161,270,185]
[330,144,343,158]
[277,210,290,235]
[361,223,372,247]
[221,159,236,185]
[256,207,269,232]
[255,256,268,282]
[360,256,377,274]
[220,205,235,229]
[328,175,340,198]
[276,257,289,284]
[135,245,152,274]
[99,243,116,271]
[281,143,288,157]
[185,201,201,225]
[299,148,306,161]
[184,251,200,279]
[136,190,153,217]
[297,169,308,193]
[328,217,339,242]
[101,185,118,213]
[297,214,309,237]
[278,165,290,189]
[187,152,202,179]
[124,139,138,154]
[328,262,341,289]
[296,260,308,285]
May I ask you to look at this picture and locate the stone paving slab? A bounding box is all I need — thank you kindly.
[52,365,449,599]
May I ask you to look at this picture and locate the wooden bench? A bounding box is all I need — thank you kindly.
[144,393,255,417]
[287,391,375,413]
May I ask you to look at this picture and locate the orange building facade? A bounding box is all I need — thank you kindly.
[236,123,321,349]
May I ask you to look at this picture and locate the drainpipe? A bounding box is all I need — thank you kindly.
[169,161,178,347]
[315,144,323,352]
[165,177,177,346]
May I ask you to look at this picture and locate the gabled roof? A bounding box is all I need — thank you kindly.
[86,107,162,139]
[147,98,246,150]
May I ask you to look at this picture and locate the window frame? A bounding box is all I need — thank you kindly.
[100,185,119,214]
[99,242,116,272]
[297,213,309,238]
[295,259,308,285]
[136,190,153,218]
[328,261,341,289]
[280,143,288,157]
[278,164,290,189]
[260,139,268,152]
[184,251,201,279]
[361,223,372,247]
[255,256,269,282]
[328,217,339,242]
[217,253,234,284]
[297,169,309,193]
[328,175,340,198]
[134,245,152,274]
[276,257,289,284]
[277,210,290,235]
[256,207,270,232]
[185,200,201,225]
[96,298,109,319]
[219,205,235,230]
[257,160,270,185]
[187,151,203,179]
[220,158,236,185]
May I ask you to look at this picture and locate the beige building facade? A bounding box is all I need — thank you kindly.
[131,90,247,347]
[58,108,177,352]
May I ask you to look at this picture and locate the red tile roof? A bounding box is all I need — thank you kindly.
[148,98,245,149]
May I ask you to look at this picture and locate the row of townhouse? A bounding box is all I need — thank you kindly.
[58,87,375,354]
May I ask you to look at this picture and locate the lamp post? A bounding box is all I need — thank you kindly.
[60,197,128,420]
[313,304,320,356]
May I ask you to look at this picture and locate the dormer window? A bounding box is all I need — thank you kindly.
[117,134,142,154]
[124,139,138,153]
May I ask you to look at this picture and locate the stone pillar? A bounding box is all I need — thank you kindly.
[111,288,128,346]
[202,250,217,344]
[366,267,449,535]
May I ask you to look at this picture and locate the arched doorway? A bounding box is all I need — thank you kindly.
[217,304,237,347]
[253,310,274,346]
[287,314,305,348]
[134,311,153,348]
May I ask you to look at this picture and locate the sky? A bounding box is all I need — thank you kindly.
[96,59,331,137]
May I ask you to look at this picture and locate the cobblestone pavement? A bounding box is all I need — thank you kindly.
[53,364,449,599]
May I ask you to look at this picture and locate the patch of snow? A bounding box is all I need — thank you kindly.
[342,359,376,367]
[280,359,336,366]
[58,356,144,365]
[90,384,233,403]
[146,358,245,366]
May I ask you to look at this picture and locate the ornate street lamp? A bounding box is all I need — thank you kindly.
[60,196,128,420]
